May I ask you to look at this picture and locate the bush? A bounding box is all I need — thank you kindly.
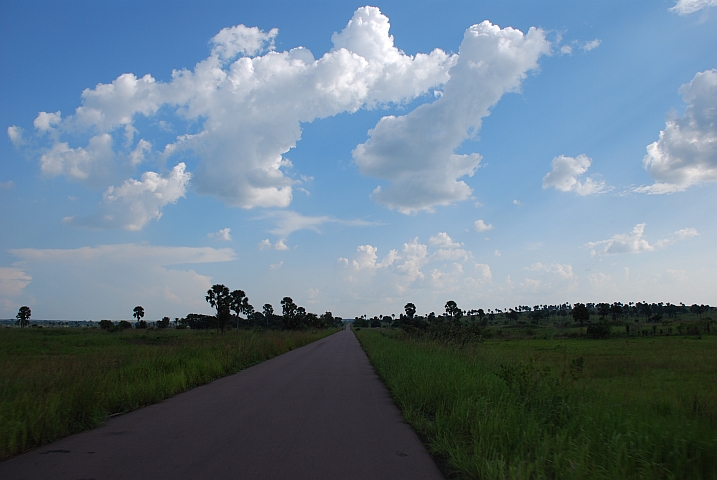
[586,323,611,339]
[99,320,114,331]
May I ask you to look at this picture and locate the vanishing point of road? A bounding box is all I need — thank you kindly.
[0,326,444,479]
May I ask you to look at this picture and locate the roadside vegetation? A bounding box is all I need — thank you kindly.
[1,283,343,460]
[0,327,338,459]
[355,313,717,479]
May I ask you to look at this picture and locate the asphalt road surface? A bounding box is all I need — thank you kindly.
[1,326,444,479]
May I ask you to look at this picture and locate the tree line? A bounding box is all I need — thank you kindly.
[352,300,713,330]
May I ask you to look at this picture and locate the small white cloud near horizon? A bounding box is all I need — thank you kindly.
[474,220,494,232]
[670,0,717,14]
[0,267,32,302]
[542,154,607,195]
[637,69,717,194]
[0,180,15,189]
[5,243,236,319]
[585,223,698,256]
[208,228,232,241]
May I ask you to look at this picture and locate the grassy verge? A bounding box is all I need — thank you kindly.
[1,327,338,459]
[356,329,717,479]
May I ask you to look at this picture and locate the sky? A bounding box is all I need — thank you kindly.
[1,0,716,321]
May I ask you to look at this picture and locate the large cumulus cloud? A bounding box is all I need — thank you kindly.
[353,21,550,213]
[9,6,455,226]
[638,69,717,194]
[8,7,555,224]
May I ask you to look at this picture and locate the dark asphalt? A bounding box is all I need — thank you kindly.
[0,326,443,479]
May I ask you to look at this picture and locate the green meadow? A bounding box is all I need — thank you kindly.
[0,327,337,459]
[356,328,717,479]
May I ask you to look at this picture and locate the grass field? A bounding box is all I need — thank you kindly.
[0,327,338,460]
[356,328,717,479]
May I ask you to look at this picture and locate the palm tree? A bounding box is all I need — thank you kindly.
[133,306,145,328]
[16,306,31,328]
[206,284,231,333]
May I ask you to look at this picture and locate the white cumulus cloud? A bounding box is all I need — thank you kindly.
[542,154,607,195]
[66,163,190,231]
[585,223,698,256]
[10,7,456,215]
[474,220,494,232]
[581,39,601,51]
[670,0,717,14]
[353,21,550,213]
[208,228,232,241]
[637,69,717,193]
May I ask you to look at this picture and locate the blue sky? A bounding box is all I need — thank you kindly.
[1,0,716,320]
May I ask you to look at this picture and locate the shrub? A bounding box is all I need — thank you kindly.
[586,323,611,339]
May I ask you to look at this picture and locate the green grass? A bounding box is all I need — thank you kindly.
[356,329,717,479]
[0,327,338,459]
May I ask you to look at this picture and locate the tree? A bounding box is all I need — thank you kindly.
[596,303,610,321]
[263,304,274,329]
[133,306,144,321]
[205,284,231,333]
[229,289,251,329]
[281,297,300,329]
[15,306,31,328]
[158,316,170,329]
[477,308,486,326]
[404,303,416,319]
[610,302,623,321]
[445,300,461,321]
[572,303,590,326]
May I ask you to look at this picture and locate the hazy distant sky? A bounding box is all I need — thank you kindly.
[2,0,716,320]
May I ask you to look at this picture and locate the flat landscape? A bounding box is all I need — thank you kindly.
[2,311,716,479]
[0,326,442,480]
[356,322,717,479]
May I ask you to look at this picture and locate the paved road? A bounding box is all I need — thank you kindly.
[1,326,443,479]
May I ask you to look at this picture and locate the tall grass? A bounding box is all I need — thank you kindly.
[0,327,337,459]
[356,329,717,479]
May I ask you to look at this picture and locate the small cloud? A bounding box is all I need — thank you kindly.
[585,223,698,256]
[258,238,289,250]
[474,220,493,232]
[667,269,688,281]
[429,232,462,248]
[670,0,717,15]
[7,126,26,147]
[560,45,573,55]
[68,195,78,201]
[581,39,601,51]
[208,228,232,241]
[0,180,15,189]
[513,199,522,206]
[588,272,611,287]
[542,154,607,195]
[270,260,283,269]
[493,250,501,257]
[474,202,484,208]
[308,288,319,299]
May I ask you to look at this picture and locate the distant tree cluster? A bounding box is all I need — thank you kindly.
[350,299,714,341]
[159,285,345,332]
